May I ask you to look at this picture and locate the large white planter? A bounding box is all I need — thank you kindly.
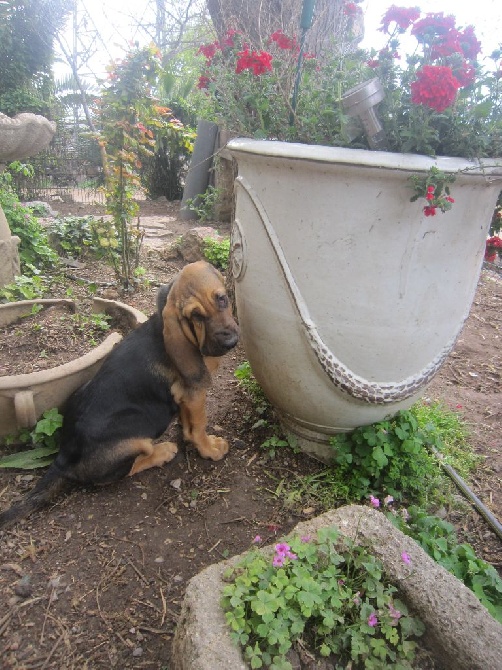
[228,139,502,460]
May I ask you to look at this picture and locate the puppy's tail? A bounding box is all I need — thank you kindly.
[0,463,70,530]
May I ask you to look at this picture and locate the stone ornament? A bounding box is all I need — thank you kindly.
[0,112,56,163]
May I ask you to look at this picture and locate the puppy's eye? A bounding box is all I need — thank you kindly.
[191,311,205,322]
[216,294,228,309]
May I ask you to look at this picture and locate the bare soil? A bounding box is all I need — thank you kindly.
[0,303,135,377]
[0,198,500,669]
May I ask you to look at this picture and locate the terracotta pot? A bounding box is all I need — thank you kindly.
[228,139,502,460]
[0,298,147,438]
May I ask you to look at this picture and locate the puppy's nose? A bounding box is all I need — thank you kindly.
[221,329,239,350]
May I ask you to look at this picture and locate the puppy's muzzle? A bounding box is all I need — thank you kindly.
[203,324,240,356]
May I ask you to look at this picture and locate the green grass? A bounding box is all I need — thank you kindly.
[279,401,479,513]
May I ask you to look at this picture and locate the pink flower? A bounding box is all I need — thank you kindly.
[388,603,402,624]
[369,495,380,508]
[275,542,290,555]
[401,551,411,564]
[424,205,437,216]
[272,541,297,567]
[273,554,285,567]
[368,612,378,627]
[252,535,262,544]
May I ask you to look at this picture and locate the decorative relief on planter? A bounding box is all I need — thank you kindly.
[230,219,247,281]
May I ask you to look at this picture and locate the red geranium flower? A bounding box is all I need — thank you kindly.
[410,65,461,112]
[458,26,481,60]
[220,28,239,48]
[380,5,420,34]
[198,42,219,63]
[270,30,297,51]
[411,13,457,41]
[487,236,502,248]
[236,49,273,76]
[344,2,359,18]
[424,205,437,216]
[197,75,210,90]
[430,29,463,58]
[453,61,477,87]
[485,237,501,262]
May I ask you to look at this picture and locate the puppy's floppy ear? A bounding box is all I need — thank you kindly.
[156,280,174,318]
[162,297,210,388]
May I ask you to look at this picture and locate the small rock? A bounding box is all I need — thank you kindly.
[170,478,182,490]
[178,227,226,263]
[14,575,32,598]
[132,647,143,657]
[101,287,120,300]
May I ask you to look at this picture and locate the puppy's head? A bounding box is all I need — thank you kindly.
[163,261,239,359]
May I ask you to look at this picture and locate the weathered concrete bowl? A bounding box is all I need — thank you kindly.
[0,298,147,438]
[0,112,56,163]
[172,505,502,670]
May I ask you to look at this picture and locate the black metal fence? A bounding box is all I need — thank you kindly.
[11,121,105,206]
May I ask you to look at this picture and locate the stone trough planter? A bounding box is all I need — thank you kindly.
[172,505,502,670]
[0,297,147,438]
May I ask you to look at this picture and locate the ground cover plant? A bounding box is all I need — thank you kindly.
[228,381,502,636]
[223,528,425,669]
[387,506,502,624]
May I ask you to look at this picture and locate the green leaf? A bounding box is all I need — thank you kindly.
[0,445,58,469]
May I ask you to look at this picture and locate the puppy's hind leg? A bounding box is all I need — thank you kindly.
[128,439,178,476]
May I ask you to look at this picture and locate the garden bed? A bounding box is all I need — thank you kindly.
[172,506,502,670]
[0,199,500,669]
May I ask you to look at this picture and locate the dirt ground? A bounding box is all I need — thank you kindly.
[0,198,500,669]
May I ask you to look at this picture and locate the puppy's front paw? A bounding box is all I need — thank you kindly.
[155,440,179,465]
[196,435,229,461]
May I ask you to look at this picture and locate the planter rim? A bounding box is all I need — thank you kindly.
[227,138,502,176]
[0,297,147,390]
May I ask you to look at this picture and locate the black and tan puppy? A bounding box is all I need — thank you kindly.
[0,261,239,529]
